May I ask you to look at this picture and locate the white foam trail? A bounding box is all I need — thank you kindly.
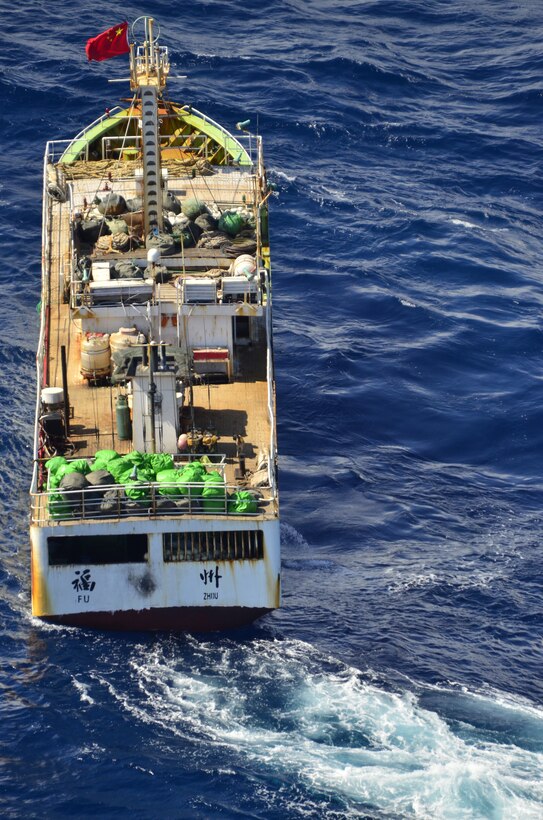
[281,522,310,550]
[451,218,479,229]
[272,169,297,183]
[387,569,504,594]
[102,639,543,818]
[72,677,95,705]
[450,217,508,233]
[28,614,78,632]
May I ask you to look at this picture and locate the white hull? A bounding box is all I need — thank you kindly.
[31,518,280,630]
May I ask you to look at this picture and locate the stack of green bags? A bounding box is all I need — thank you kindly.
[45,451,259,516]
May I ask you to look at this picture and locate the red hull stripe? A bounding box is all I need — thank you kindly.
[41,606,272,632]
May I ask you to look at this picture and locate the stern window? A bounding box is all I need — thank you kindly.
[164,530,263,562]
[48,534,148,566]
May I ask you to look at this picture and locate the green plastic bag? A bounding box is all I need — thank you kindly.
[136,466,155,482]
[107,458,136,483]
[124,480,150,501]
[202,471,226,512]
[48,492,72,519]
[56,459,91,480]
[93,449,120,466]
[184,460,206,479]
[156,468,183,496]
[227,490,258,514]
[122,450,146,466]
[48,473,62,490]
[203,470,224,486]
[177,466,204,497]
[148,453,174,474]
[45,456,67,475]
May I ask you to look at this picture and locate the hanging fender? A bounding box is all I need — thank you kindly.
[47,183,68,203]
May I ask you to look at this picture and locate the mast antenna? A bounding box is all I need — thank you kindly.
[129,16,170,237]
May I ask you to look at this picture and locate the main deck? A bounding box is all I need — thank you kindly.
[33,156,277,523]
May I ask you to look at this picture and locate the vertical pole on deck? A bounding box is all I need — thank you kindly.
[60,345,70,438]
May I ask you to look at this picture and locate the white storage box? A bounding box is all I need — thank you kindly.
[183,277,217,304]
[91,262,111,282]
[89,280,154,304]
[221,275,258,303]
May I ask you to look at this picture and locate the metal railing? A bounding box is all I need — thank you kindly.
[61,108,125,162]
[30,480,270,525]
[43,107,263,169]
[98,130,259,167]
[45,139,75,164]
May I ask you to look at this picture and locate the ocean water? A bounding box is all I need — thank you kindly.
[1,1,543,817]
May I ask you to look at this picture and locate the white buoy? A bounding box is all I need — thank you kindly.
[232,254,256,279]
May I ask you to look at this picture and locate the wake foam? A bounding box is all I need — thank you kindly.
[97,638,543,818]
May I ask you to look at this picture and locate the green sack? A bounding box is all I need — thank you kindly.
[48,492,72,519]
[202,470,225,488]
[122,450,146,466]
[136,466,155,482]
[186,460,206,477]
[156,468,180,482]
[227,490,258,514]
[107,458,136,483]
[218,211,245,237]
[177,467,204,497]
[124,480,150,501]
[92,459,115,473]
[93,449,120,466]
[48,473,62,490]
[182,198,206,219]
[156,468,183,496]
[202,496,226,512]
[148,453,174,474]
[45,456,67,474]
[56,459,91,480]
[202,471,226,512]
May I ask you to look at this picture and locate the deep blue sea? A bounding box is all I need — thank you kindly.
[1,1,543,817]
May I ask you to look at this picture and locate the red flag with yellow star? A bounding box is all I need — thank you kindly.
[85,22,129,62]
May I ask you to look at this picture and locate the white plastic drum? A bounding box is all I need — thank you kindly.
[81,333,111,377]
[110,326,138,364]
[41,386,64,408]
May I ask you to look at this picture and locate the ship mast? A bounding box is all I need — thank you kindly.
[129,16,170,237]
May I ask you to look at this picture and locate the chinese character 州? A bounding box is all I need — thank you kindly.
[200,565,222,589]
[72,569,96,592]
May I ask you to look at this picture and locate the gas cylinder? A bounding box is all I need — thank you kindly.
[116,395,132,441]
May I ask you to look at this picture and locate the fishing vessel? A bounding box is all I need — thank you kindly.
[29,18,280,630]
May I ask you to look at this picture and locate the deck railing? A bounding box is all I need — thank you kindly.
[45,129,260,168]
[45,139,79,165]
[98,132,260,166]
[30,481,271,525]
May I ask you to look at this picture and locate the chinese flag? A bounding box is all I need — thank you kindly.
[86,21,130,62]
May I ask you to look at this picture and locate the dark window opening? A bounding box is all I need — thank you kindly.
[48,534,148,566]
[164,529,264,562]
[234,316,251,343]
